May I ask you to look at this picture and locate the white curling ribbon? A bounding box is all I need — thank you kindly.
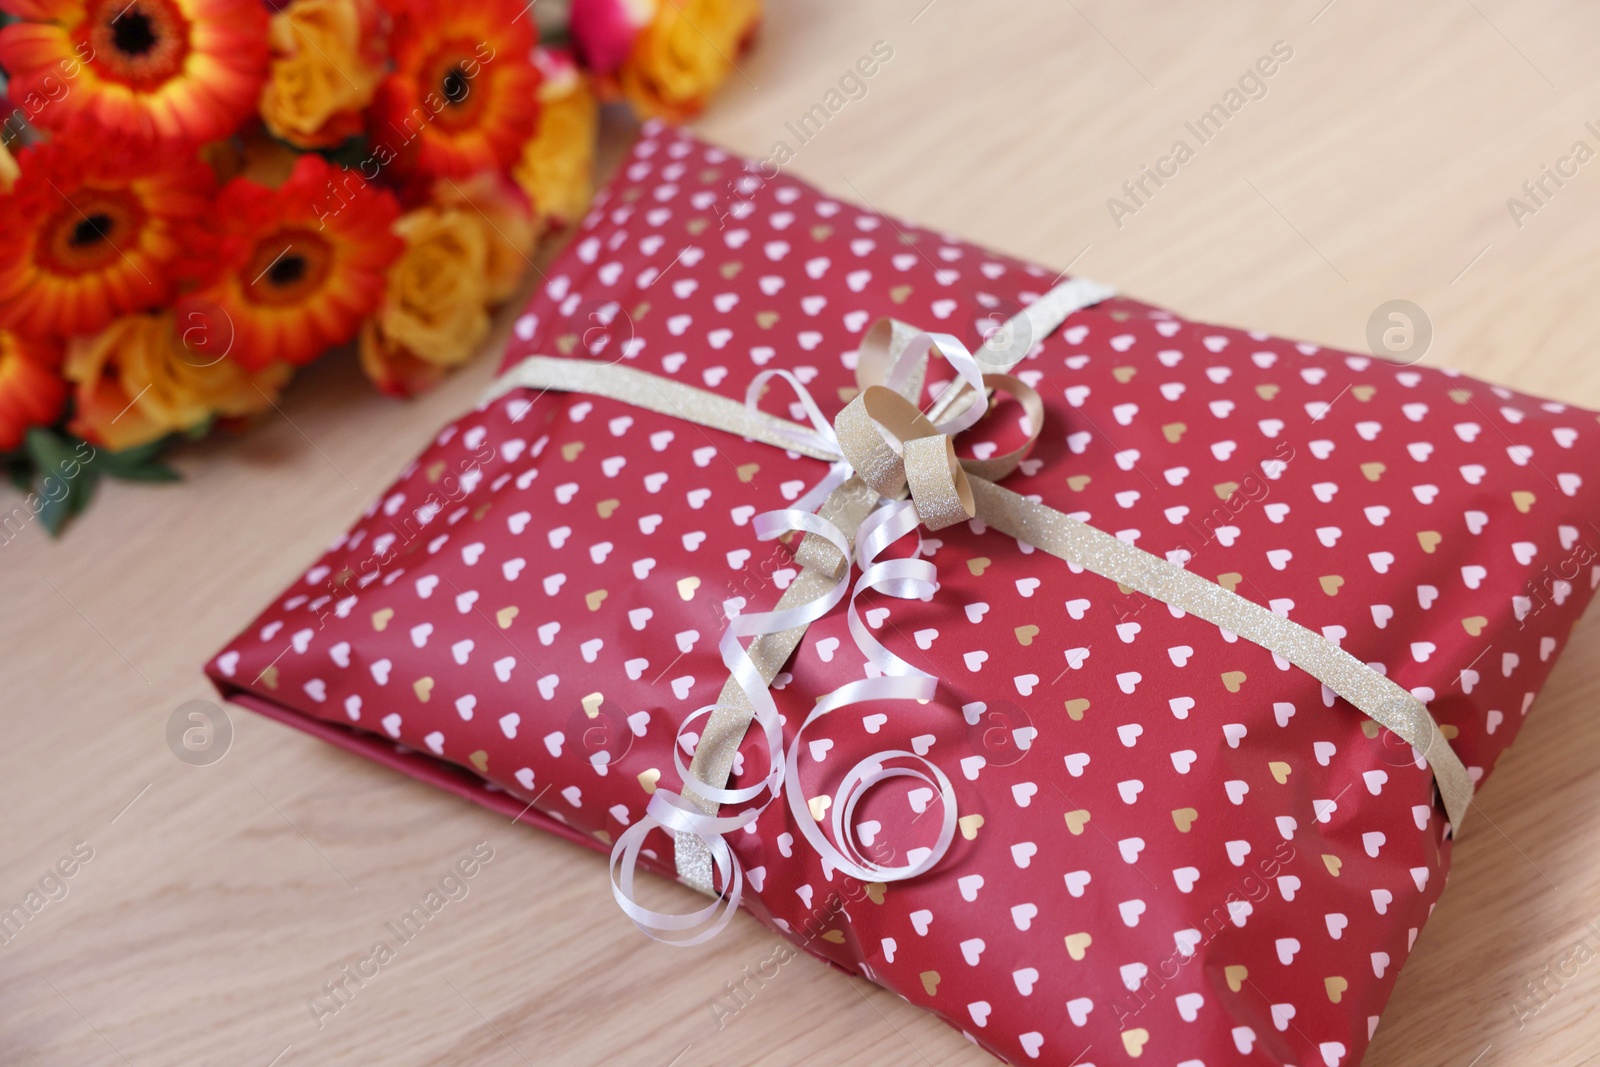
[609,329,1005,941]
[744,368,855,516]
[784,498,959,884]
[790,460,854,516]
[608,505,856,941]
[886,331,988,437]
[745,367,838,456]
[609,789,747,945]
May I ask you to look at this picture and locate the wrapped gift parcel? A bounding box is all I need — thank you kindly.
[208,122,1600,1067]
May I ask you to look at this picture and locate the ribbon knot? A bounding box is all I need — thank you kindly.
[771,321,1048,583]
[835,319,1052,521]
[835,381,976,531]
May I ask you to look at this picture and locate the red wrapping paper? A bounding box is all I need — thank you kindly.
[208,123,1600,1067]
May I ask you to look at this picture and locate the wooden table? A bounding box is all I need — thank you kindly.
[5,2,1599,1064]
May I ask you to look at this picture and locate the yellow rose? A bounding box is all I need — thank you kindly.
[260,0,384,149]
[515,49,601,227]
[363,177,538,393]
[363,177,537,398]
[357,318,446,399]
[620,0,762,121]
[430,172,542,305]
[65,313,292,451]
[374,205,495,369]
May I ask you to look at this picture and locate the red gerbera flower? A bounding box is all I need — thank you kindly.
[0,139,213,337]
[0,0,270,144]
[177,153,403,371]
[0,331,67,450]
[371,0,541,178]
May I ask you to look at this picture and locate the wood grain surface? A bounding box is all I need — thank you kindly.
[4,2,1599,1064]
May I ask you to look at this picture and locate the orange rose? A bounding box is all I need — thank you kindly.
[260,0,385,148]
[620,0,761,121]
[357,318,446,398]
[64,312,292,451]
[360,173,539,396]
[431,171,541,304]
[515,48,601,227]
[360,205,491,397]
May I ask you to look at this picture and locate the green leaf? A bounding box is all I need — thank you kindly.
[96,436,184,484]
[36,483,73,537]
[24,428,102,537]
[71,468,100,513]
[32,467,96,536]
[24,426,77,474]
[103,462,181,483]
[96,437,171,472]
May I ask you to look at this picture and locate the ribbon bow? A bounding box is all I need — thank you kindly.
[484,277,1474,947]
[835,323,1046,527]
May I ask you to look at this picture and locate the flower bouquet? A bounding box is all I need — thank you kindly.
[0,0,761,535]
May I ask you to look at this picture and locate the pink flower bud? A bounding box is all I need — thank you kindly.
[533,45,582,88]
[570,0,658,76]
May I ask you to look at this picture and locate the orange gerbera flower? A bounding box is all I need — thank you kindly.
[371,0,541,178]
[0,0,270,144]
[176,153,403,371]
[0,331,67,451]
[0,139,213,337]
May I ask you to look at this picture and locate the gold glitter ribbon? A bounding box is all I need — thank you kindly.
[486,282,1472,891]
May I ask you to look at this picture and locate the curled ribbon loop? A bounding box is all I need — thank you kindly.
[783,496,955,883]
[609,789,745,945]
[745,368,838,457]
[624,321,1032,929]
